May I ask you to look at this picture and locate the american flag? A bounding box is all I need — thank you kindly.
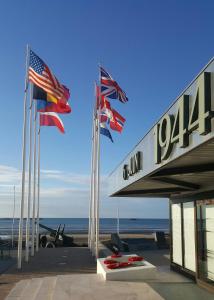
[29,50,69,102]
[100,66,128,103]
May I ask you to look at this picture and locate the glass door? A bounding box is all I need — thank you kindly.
[197,200,214,288]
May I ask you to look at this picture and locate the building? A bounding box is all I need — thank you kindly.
[108,59,214,292]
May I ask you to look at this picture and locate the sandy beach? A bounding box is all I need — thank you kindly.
[70,232,158,245]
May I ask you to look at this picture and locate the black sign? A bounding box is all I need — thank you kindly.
[123,151,142,180]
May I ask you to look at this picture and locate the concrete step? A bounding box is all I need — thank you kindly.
[21,278,43,300]
[5,279,30,300]
[52,275,72,300]
[34,276,57,300]
[52,274,165,300]
[52,274,104,300]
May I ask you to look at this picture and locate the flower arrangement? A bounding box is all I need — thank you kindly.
[128,256,144,262]
[111,254,122,258]
[104,254,144,270]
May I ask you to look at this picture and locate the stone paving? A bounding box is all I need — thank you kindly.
[1,247,214,300]
[0,247,96,300]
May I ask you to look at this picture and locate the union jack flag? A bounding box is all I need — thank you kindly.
[100,67,128,103]
[29,50,70,103]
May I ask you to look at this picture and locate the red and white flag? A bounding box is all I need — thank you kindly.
[40,112,65,134]
[110,109,125,133]
[100,98,126,133]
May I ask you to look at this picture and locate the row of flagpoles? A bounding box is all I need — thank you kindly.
[17,45,71,269]
[18,44,128,268]
[88,66,128,258]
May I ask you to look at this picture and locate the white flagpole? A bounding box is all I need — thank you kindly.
[25,83,33,262]
[11,186,16,249]
[88,109,94,249]
[117,199,120,235]
[31,100,37,256]
[95,77,101,259]
[91,113,98,256]
[95,118,100,258]
[93,119,98,256]
[89,83,98,252]
[17,44,30,269]
[36,127,41,252]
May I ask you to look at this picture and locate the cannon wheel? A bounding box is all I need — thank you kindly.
[45,242,55,248]
[40,235,47,248]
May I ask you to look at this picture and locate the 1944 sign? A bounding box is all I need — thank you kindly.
[154,72,213,164]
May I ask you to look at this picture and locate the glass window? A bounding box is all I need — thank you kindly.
[183,202,196,272]
[172,203,182,265]
[197,201,214,285]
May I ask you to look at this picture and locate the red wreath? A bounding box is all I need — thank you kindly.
[119,262,132,268]
[111,254,122,258]
[106,262,133,269]
[128,256,144,262]
[104,259,117,265]
[107,263,120,269]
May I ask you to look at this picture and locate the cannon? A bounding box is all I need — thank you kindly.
[39,223,75,248]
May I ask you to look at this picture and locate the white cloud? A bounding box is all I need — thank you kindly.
[41,169,63,175]
[0,164,108,188]
[41,169,107,186]
[0,164,169,218]
[0,165,21,184]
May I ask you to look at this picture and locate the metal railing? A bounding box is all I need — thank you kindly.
[0,242,11,260]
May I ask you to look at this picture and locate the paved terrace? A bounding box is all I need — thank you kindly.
[0,247,96,300]
[0,247,213,300]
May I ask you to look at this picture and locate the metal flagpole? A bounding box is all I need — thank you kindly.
[93,119,98,256]
[95,117,100,258]
[89,83,98,252]
[17,44,30,269]
[31,100,37,256]
[36,127,41,252]
[93,111,98,253]
[11,186,16,249]
[95,78,101,259]
[88,109,94,249]
[25,83,33,262]
[117,199,120,235]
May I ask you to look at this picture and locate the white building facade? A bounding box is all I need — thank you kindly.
[108,59,214,292]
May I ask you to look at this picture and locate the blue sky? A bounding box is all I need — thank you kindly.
[0,0,214,218]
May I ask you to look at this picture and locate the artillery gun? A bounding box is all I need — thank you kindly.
[39,223,75,248]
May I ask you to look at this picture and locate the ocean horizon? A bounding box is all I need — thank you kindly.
[0,217,169,236]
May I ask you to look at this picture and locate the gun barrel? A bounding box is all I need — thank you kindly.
[39,223,56,234]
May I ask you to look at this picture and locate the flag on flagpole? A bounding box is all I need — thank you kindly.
[110,109,125,133]
[29,50,70,103]
[100,98,112,123]
[40,112,65,133]
[33,85,71,114]
[100,98,125,133]
[95,83,106,109]
[33,84,58,103]
[100,66,128,103]
[100,122,113,142]
[37,100,71,114]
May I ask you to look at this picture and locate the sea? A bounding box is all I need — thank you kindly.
[0,218,169,238]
